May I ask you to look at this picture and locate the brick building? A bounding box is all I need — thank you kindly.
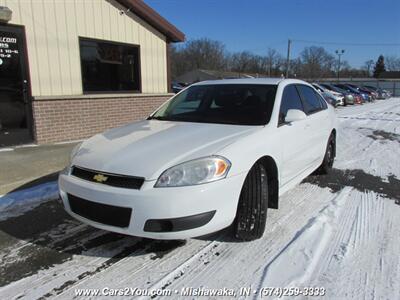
[0,0,184,146]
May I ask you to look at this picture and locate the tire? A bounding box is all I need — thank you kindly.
[317,134,335,174]
[234,162,268,241]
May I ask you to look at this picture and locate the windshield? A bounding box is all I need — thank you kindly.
[150,84,277,126]
[332,86,347,94]
[312,84,324,92]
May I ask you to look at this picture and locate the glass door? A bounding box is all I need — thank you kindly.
[0,24,32,147]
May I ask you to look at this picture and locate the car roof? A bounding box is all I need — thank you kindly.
[191,78,308,86]
[312,82,324,87]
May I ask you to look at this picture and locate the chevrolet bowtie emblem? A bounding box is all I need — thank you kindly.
[93,174,108,183]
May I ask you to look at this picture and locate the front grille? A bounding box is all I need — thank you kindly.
[68,194,132,228]
[71,166,144,190]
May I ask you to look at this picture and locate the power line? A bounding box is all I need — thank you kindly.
[244,41,288,53]
[291,39,400,47]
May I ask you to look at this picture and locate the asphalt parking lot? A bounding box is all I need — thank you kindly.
[0,98,399,299]
[0,142,78,195]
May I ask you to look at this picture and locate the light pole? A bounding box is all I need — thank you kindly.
[335,49,345,81]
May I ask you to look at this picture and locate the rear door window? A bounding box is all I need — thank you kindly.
[316,92,328,109]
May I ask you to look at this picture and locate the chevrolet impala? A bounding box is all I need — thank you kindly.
[59,78,337,241]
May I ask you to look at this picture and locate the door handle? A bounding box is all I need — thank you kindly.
[304,124,311,129]
[22,80,29,103]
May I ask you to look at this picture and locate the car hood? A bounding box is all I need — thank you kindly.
[72,120,260,180]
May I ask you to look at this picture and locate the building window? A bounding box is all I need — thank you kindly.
[79,38,140,93]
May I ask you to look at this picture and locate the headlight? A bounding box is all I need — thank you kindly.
[155,156,231,187]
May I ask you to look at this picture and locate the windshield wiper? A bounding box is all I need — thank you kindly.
[148,115,200,122]
[147,116,170,121]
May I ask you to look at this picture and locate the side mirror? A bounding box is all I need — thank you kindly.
[285,109,307,123]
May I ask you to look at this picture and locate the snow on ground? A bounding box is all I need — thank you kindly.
[0,181,58,221]
[0,98,399,299]
[335,99,400,179]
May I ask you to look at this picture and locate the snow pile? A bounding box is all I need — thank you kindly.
[259,187,351,287]
[0,181,59,221]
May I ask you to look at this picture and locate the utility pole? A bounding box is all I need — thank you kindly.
[285,39,291,78]
[335,49,345,81]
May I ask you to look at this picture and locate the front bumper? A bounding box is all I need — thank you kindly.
[59,172,246,239]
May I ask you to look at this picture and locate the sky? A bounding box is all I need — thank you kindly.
[146,0,400,68]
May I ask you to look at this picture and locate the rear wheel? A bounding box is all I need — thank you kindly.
[317,134,335,174]
[234,162,268,241]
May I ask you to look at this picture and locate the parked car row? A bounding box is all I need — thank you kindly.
[362,85,392,99]
[311,82,392,107]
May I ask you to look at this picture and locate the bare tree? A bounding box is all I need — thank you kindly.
[265,48,283,77]
[170,38,227,78]
[341,61,369,78]
[170,37,372,81]
[300,46,335,79]
[363,59,375,77]
[289,58,303,78]
[229,51,256,73]
[385,55,400,71]
[185,38,227,69]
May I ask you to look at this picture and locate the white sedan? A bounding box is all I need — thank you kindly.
[59,78,337,241]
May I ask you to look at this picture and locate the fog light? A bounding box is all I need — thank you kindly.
[144,211,216,232]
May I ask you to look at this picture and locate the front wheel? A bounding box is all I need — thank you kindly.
[234,162,269,241]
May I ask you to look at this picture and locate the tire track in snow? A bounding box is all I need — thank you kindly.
[7,235,208,299]
[310,191,400,299]
[135,241,220,300]
[148,185,337,299]
[43,238,155,299]
[57,184,330,300]
[254,187,352,290]
[309,188,361,283]
[0,220,117,287]
[56,185,332,298]
[0,237,150,299]
[57,239,214,299]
